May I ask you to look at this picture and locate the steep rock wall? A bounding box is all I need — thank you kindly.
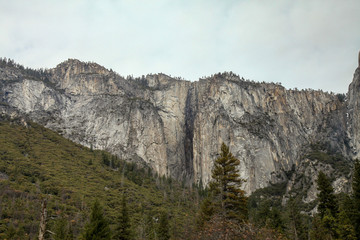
[0,59,352,193]
[187,75,347,192]
[347,65,360,159]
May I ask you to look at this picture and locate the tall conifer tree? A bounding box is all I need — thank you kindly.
[144,214,155,240]
[157,211,170,240]
[83,200,111,240]
[114,194,132,240]
[196,197,214,229]
[53,217,70,240]
[317,171,337,218]
[210,143,247,221]
[286,197,306,240]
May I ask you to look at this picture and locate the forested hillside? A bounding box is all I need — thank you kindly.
[0,116,359,239]
[0,117,201,239]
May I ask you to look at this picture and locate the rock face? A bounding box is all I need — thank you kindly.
[347,66,360,159]
[0,58,357,194]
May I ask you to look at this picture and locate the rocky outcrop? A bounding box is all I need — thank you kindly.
[347,65,360,160]
[0,58,355,194]
[188,75,348,192]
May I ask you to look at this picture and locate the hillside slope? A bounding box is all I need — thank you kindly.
[0,116,200,239]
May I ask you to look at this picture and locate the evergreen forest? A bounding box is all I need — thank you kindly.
[0,117,359,239]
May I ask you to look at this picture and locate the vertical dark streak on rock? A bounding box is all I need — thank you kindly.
[183,84,196,183]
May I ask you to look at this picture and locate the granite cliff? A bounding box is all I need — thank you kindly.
[0,57,358,197]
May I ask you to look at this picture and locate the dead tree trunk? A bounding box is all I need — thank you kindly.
[38,199,47,240]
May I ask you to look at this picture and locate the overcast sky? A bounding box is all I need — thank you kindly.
[1,0,359,93]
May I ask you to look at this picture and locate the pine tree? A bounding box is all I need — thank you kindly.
[315,171,338,239]
[209,143,247,221]
[157,211,170,240]
[144,214,155,240]
[322,209,337,238]
[83,200,111,240]
[102,152,110,166]
[317,171,337,218]
[53,217,69,240]
[268,206,285,233]
[286,197,307,240]
[310,215,332,240]
[253,200,271,228]
[336,206,356,240]
[196,197,214,229]
[114,194,132,240]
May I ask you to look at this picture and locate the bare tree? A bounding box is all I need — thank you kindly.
[38,199,47,240]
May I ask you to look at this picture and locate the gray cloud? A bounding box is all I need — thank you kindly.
[1,0,359,93]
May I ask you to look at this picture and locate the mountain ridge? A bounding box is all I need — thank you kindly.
[0,57,356,196]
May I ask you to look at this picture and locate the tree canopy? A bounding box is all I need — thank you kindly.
[352,160,360,240]
[316,171,337,218]
[114,194,132,240]
[83,200,111,240]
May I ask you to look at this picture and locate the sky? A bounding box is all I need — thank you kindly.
[1,0,359,93]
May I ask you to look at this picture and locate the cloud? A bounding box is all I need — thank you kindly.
[0,0,359,93]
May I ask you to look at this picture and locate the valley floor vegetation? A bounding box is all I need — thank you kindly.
[0,117,360,239]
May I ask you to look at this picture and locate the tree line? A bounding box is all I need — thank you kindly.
[193,144,360,239]
[65,143,360,239]
[1,127,359,239]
